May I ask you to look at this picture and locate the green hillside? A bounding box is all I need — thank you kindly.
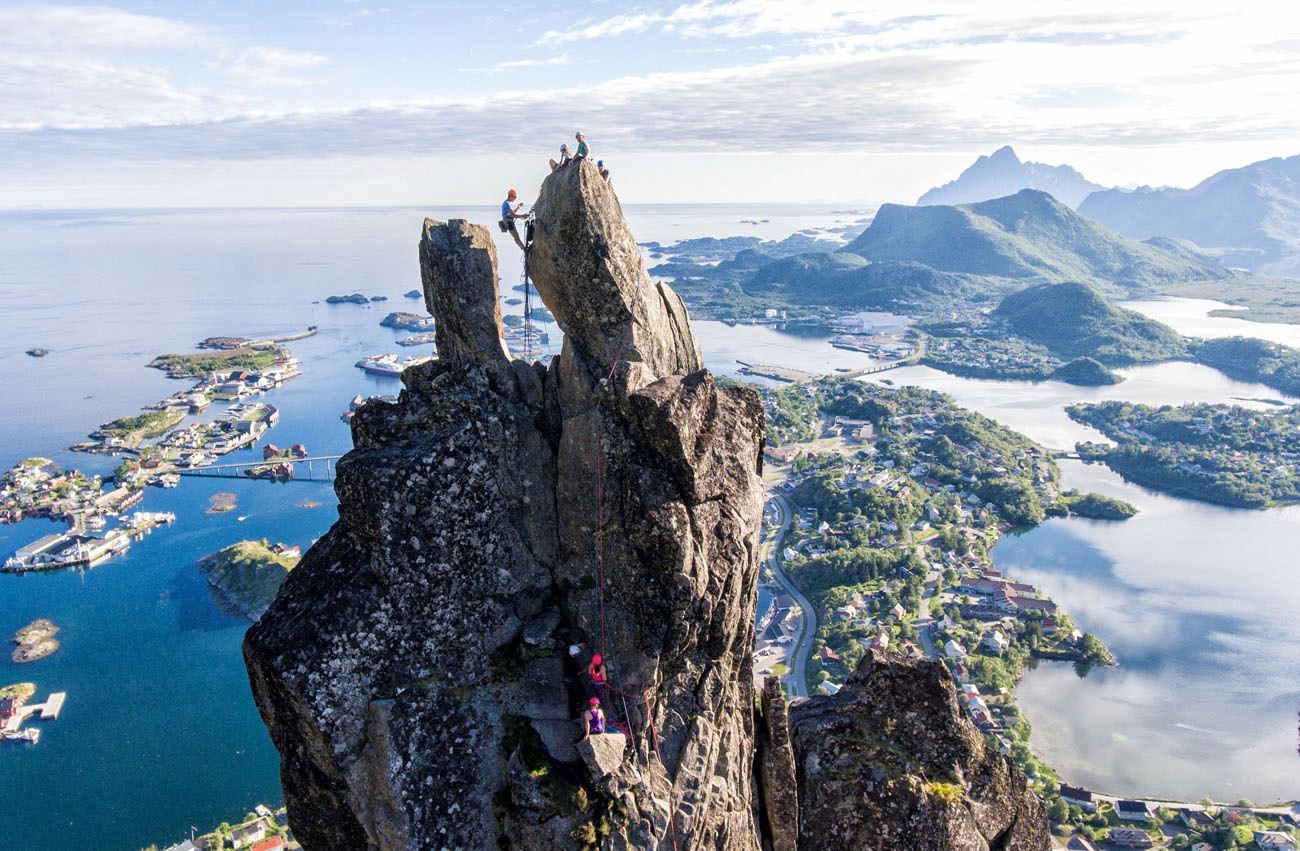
[742,252,1015,311]
[844,189,1227,289]
[1192,337,1300,397]
[199,539,298,620]
[993,282,1187,364]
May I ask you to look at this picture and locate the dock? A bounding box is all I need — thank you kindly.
[37,692,66,719]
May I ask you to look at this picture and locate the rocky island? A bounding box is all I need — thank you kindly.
[12,619,60,663]
[243,161,1049,850]
[25,348,49,357]
[200,540,299,620]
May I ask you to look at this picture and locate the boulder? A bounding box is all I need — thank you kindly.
[789,650,1051,851]
[576,731,627,779]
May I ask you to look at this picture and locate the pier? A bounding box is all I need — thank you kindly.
[177,455,343,482]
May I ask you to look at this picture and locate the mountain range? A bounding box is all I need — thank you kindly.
[918,146,1105,209]
[1078,154,1300,277]
[845,189,1226,287]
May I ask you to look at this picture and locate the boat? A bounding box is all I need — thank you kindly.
[356,354,402,376]
[2,728,40,744]
[355,354,436,377]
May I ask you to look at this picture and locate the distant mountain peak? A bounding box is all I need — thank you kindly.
[988,145,1020,163]
[919,146,1104,209]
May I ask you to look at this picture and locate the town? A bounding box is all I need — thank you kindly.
[742,377,1300,849]
[2,335,306,574]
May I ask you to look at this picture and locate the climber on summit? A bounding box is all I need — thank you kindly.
[596,160,611,183]
[580,697,606,739]
[499,189,527,251]
[573,131,589,162]
[549,144,571,172]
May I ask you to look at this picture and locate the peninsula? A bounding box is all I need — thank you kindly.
[1070,400,1300,507]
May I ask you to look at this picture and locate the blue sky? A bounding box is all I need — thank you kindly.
[2,0,1298,206]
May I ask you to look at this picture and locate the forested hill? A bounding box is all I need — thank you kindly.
[993,281,1187,364]
[844,189,1228,289]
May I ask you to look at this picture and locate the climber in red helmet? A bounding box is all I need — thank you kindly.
[500,188,527,251]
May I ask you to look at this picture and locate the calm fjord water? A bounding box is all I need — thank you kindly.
[1,207,1296,849]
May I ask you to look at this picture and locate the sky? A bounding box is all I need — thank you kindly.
[2,0,1299,207]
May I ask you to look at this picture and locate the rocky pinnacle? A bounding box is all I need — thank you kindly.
[244,160,765,850]
[243,159,1050,851]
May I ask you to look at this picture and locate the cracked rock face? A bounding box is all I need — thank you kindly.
[787,651,1051,851]
[244,160,765,851]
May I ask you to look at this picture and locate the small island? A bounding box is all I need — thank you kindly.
[207,492,239,514]
[25,348,49,358]
[404,289,422,299]
[1049,357,1123,386]
[12,619,60,663]
[1047,490,1138,520]
[200,539,300,620]
[326,293,371,304]
[380,311,436,331]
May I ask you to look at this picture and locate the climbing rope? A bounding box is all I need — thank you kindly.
[586,278,683,851]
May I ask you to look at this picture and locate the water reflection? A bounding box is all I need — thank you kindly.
[996,463,1300,801]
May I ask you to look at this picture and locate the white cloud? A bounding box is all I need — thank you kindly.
[0,4,329,127]
[223,46,331,89]
[463,53,574,74]
[0,4,210,50]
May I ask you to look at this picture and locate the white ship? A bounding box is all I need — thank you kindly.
[355,354,435,377]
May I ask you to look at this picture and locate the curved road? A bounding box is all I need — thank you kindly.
[762,493,817,698]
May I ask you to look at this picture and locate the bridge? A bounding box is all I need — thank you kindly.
[176,455,344,482]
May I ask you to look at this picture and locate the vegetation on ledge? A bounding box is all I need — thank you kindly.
[199,539,299,620]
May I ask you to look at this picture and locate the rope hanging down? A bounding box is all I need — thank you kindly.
[589,279,682,851]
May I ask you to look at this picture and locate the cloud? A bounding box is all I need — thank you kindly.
[0,4,329,127]
[0,4,210,50]
[463,53,574,74]
[223,46,331,89]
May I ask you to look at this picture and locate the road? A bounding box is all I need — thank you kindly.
[912,559,941,660]
[762,493,817,698]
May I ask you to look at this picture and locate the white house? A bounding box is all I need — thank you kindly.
[944,639,967,659]
[981,630,1010,655]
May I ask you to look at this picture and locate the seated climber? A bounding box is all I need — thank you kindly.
[587,652,608,703]
[573,131,589,162]
[499,188,527,251]
[596,160,611,183]
[549,144,572,172]
[580,697,607,739]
